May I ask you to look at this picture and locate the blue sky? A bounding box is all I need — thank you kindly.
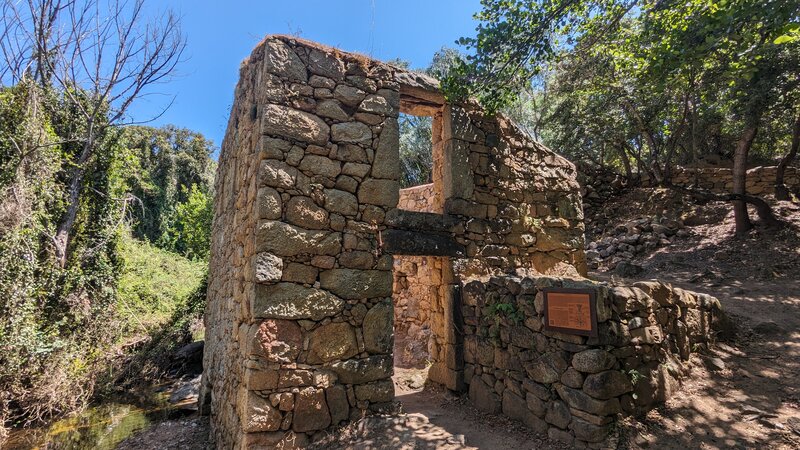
[128,0,481,152]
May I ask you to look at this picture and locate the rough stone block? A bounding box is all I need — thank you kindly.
[469,376,501,414]
[502,390,548,432]
[329,355,393,384]
[363,300,393,354]
[248,319,302,363]
[354,379,395,403]
[292,387,331,432]
[256,220,341,256]
[319,269,392,299]
[253,283,344,321]
[262,104,329,145]
[331,122,372,145]
[254,252,283,283]
[326,385,349,424]
[324,189,358,216]
[572,349,616,374]
[371,117,399,180]
[241,391,282,433]
[357,178,399,207]
[381,229,465,257]
[307,322,358,363]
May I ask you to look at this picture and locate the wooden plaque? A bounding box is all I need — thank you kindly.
[542,288,598,337]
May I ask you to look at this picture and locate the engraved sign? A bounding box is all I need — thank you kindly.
[543,288,598,337]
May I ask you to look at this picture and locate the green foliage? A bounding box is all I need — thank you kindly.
[159,184,214,260]
[118,125,216,255]
[0,83,213,430]
[449,0,800,179]
[0,82,124,427]
[487,300,524,324]
[399,113,433,187]
[116,232,207,333]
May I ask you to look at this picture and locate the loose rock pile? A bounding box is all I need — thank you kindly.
[585,216,689,271]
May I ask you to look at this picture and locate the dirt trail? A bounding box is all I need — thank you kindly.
[596,196,800,449]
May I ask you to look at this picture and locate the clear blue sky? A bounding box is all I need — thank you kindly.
[128,0,481,153]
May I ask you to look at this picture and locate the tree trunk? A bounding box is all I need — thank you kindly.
[775,111,800,201]
[616,145,633,181]
[53,127,95,268]
[53,165,84,268]
[732,125,758,235]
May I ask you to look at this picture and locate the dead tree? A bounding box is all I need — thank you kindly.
[0,0,186,267]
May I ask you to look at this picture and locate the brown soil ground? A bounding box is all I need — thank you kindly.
[115,191,800,449]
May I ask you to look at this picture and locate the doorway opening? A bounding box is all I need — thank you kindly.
[391,88,450,391]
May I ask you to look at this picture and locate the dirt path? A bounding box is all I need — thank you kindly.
[597,198,800,449]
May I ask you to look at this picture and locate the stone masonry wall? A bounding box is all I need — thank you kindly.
[643,166,799,195]
[203,34,588,449]
[462,275,723,448]
[397,183,436,212]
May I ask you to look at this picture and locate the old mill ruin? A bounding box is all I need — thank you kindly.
[200,35,725,449]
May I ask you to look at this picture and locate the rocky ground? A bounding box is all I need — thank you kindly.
[115,188,800,449]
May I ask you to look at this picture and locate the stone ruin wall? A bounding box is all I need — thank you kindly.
[462,275,724,448]
[641,165,800,195]
[202,34,590,449]
[580,163,800,209]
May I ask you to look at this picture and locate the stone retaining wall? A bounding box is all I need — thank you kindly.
[462,275,723,448]
[397,183,436,212]
[642,166,799,195]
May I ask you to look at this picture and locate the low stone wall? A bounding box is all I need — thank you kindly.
[397,183,436,212]
[462,275,723,448]
[641,166,799,195]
